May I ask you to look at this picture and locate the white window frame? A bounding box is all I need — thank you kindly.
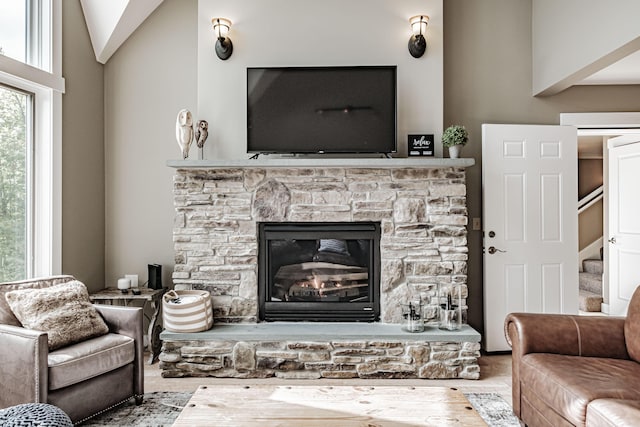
[0,0,64,277]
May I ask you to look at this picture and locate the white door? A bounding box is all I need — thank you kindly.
[607,135,640,315]
[482,124,578,352]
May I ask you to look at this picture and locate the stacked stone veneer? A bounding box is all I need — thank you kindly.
[164,165,477,380]
[160,339,481,380]
[172,166,469,323]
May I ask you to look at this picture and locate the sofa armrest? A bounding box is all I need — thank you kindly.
[505,312,628,418]
[94,305,144,397]
[505,313,628,359]
[0,324,48,408]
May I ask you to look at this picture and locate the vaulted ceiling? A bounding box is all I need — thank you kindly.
[80,0,640,91]
[579,50,640,85]
[80,0,164,64]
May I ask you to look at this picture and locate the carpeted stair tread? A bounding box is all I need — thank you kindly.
[583,259,603,275]
[579,271,603,294]
[579,289,603,312]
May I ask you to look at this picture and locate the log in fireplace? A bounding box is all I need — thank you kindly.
[258,222,381,322]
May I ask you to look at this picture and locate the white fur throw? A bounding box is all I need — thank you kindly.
[5,280,109,350]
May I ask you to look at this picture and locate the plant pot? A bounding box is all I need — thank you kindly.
[448,145,461,159]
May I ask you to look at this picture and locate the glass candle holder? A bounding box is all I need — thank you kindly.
[401,299,424,333]
[438,284,461,331]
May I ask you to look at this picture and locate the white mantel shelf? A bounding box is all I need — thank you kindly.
[167,157,475,169]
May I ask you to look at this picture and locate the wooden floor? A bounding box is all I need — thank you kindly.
[144,352,513,406]
[173,385,489,426]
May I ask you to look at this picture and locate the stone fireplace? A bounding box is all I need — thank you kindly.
[170,160,471,323]
[161,158,481,379]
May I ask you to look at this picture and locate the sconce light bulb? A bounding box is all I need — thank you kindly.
[409,15,429,36]
[212,18,231,39]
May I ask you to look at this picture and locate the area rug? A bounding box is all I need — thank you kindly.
[465,393,520,427]
[80,391,519,426]
[79,392,192,426]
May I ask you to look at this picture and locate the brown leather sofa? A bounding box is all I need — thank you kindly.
[0,275,144,423]
[505,286,640,427]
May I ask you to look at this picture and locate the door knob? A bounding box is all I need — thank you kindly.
[487,246,507,254]
[609,237,617,244]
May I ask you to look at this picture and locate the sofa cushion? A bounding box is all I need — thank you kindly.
[521,353,640,426]
[47,333,134,390]
[587,399,640,427]
[0,275,76,326]
[625,285,640,362]
[5,280,109,350]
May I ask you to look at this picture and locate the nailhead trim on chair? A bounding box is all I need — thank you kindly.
[34,336,41,402]
[73,395,140,426]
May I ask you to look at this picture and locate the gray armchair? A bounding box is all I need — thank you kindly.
[0,275,144,423]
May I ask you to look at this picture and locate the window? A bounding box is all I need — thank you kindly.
[0,85,32,281]
[0,0,52,72]
[0,0,63,280]
[0,1,27,63]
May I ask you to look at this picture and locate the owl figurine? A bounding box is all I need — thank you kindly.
[195,120,209,149]
[175,109,194,159]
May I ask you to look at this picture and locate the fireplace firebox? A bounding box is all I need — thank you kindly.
[258,222,381,322]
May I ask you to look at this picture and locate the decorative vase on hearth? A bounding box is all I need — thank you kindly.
[449,145,461,159]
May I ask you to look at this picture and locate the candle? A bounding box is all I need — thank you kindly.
[117,278,131,290]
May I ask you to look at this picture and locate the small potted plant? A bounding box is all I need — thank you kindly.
[442,125,469,158]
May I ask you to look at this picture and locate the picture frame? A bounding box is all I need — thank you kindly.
[408,134,434,157]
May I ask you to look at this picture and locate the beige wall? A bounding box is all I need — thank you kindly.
[444,0,640,332]
[92,0,640,335]
[103,0,197,289]
[578,159,603,199]
[61,0,105,292]
[579,200,603,252]
[578,159,604,252]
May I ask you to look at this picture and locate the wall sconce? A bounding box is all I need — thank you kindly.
[212,18,233,60]
[408,15,428,58]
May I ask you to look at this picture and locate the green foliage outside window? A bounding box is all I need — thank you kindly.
[0,86,27,282]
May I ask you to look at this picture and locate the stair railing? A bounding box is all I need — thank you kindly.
[578,185,604,215]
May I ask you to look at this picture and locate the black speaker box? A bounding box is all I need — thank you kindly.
[148,264,162,290]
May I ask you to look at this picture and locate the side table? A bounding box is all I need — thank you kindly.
[90,287,166,364]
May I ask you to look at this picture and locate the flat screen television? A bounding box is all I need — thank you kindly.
[247,66,397,155]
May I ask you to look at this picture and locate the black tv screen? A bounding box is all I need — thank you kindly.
[247,66,397,154]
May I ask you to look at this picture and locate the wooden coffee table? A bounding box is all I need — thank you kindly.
[173,385,487,426]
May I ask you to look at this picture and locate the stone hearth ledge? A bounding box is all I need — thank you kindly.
[167,157,475,169]
[159,323,481,380]
[160,322,480,341]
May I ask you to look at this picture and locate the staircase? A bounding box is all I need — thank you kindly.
[579,258,603,312]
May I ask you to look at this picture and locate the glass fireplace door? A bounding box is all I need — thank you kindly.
[258,222,380,322]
